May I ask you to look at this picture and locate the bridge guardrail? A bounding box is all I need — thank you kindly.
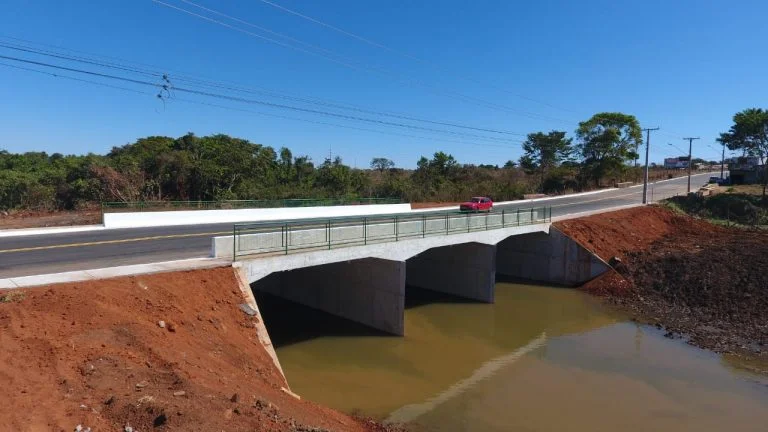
[232,206,551,260]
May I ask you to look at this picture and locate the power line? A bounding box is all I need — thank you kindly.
[0,53,528,145]
[151,0,572,123]
[0,40,526,137]
[0,61,153,96]
[255,0,579,114]
[0,61,523,152]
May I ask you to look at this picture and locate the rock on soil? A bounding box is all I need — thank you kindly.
[0,267,400,431]
[557,206,768,365]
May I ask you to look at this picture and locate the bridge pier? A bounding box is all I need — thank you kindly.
[406,242,496,303]
[495,226,609,286]
[250,258,405,335]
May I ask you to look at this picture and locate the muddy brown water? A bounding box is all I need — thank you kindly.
[257,283,768,431]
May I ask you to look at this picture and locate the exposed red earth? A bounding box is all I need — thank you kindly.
[0,267,404,431]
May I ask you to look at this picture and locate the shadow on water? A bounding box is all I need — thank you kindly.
[252,290,391,348]
[495,273,571,288]
[404,285,482,310]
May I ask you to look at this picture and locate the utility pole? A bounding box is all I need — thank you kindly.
[683,137,700,193]
[641,127,660,204]
[720,141,725,180]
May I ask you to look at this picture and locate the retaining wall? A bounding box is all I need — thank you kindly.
[103,203,412,229]
[496,226,609,286]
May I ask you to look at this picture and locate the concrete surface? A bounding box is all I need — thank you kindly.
[103,203,411,228]
[406,242,496,303]
[0,258,230,289]
[236,223,549,284]
[233,266,285,380]
[496,226,610,286]
[251,258,406,335]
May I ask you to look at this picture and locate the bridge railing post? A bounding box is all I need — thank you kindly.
[232,225,237,261]
[364,217,368,245]
[286,223,291,254]
[395,215,399,241]
[422,214,426,238]
[466,212,470,233]
[327,220,332,250]
[502,209,505,227]
[517,208,520,226]
[530,207,534,224]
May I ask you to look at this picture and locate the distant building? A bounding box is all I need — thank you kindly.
[727,156,765,184]
[663,156,690,169]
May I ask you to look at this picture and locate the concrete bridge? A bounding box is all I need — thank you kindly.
[214,207,609,336]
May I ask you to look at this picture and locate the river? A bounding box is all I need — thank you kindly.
[256,282,768,431]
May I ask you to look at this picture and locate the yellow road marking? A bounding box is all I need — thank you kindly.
[0,231,231,254]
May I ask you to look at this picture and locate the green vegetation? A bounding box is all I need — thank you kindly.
[718,108,768,197]
[576,112,642,187]
[519,131,575,193]
[664,193,767,227]
[0,111,696,212]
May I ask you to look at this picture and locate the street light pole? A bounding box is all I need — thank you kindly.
[641,127,659,204]
[683,137,700,193]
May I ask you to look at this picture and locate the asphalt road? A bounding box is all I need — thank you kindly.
[0,173,715,278]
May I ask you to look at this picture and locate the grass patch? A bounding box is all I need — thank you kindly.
[0,290,25,303]
[663,193,768,227]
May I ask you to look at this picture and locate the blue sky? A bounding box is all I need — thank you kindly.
[0,0,766,167]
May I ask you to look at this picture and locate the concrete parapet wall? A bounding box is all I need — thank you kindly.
[103,203,411,228]
[251,258,406,335]
[214,211,544,258]
[496,226,609,286]
[406,242,496,303]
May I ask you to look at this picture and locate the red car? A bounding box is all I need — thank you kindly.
[459,196,493,212]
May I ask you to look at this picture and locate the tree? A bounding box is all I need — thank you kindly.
[370,157,395,172]
[718,108,768,197]
[503,160,517,169]
[518,131,573,192]
[576,112,642,187]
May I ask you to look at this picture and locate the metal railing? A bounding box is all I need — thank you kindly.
[232,206,551,260]
[101,197,402,213]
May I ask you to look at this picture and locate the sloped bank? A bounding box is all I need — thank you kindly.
[556,206,768,368]
[0,267,403,432]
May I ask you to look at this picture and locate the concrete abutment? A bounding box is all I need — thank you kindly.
[250,258,406,335]
[496,226,609,286]
[406,242,496,303]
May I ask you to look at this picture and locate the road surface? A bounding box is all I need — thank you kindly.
[0,173,714,278]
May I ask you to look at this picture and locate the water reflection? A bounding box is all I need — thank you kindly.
[261,283,768,431]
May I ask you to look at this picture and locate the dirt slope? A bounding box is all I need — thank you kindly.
[556,206,768,362]
[0,267,398,432]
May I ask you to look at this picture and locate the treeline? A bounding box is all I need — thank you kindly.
[1,111,717,211]
[0,133,536,210]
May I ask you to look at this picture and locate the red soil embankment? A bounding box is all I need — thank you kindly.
[0,209,101,229]
[0,268,401,432]
[555,206,768,359]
